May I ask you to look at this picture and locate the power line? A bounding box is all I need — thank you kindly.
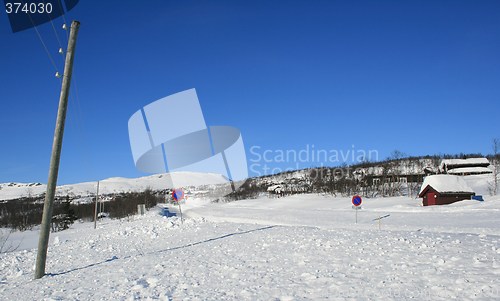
[50,4,97,184]
[29,17,60,73]
[27,5,96,187]
[25,3,72,75]
[48,13,64,53]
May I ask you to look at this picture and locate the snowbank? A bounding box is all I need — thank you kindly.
[1,197,499,300]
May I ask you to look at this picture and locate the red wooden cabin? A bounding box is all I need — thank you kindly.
[419,175,475,206]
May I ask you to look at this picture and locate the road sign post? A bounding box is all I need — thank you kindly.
[172,188,184,223]
[352,195,362,224]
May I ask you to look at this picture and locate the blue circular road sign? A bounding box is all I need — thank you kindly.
[172,189,184,201]
[352,195,362,206]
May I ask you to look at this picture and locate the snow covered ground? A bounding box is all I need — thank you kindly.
[1,194,499,300]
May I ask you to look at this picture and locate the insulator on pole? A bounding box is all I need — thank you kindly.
[55,71,62,78]
[62,23,67,30]
[58,48,64,54]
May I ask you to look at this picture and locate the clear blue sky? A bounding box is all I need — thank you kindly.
[1,0,499,184]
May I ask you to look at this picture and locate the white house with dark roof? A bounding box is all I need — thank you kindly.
[439,158,492,176]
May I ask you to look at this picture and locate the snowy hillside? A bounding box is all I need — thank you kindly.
[463,174,496,196]
[0,172,228,201]
[1,193,499,300]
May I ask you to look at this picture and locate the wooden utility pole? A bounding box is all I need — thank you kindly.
[94,181,100,229]
[35,20,80,279]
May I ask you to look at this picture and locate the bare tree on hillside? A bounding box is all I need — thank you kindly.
[385,150,406,196]
[1,229,20,253]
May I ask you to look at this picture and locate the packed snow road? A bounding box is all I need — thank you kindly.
[1,195,499,300]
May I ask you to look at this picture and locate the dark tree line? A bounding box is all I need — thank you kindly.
[106,189,162,219]
[0,197,44,231]
[0,190,164,231]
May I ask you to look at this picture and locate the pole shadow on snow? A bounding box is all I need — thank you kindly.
[46,225,277,277]
[47,256,119,277]
[153,225,277,254]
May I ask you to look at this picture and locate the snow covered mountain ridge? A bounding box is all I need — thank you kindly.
[0,172,228,201]
[1,155,497,202]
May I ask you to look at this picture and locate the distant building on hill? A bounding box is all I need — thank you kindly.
[439,158,492,176]
[419,175,475,206]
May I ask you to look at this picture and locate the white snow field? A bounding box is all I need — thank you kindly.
[1,193,499,300]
